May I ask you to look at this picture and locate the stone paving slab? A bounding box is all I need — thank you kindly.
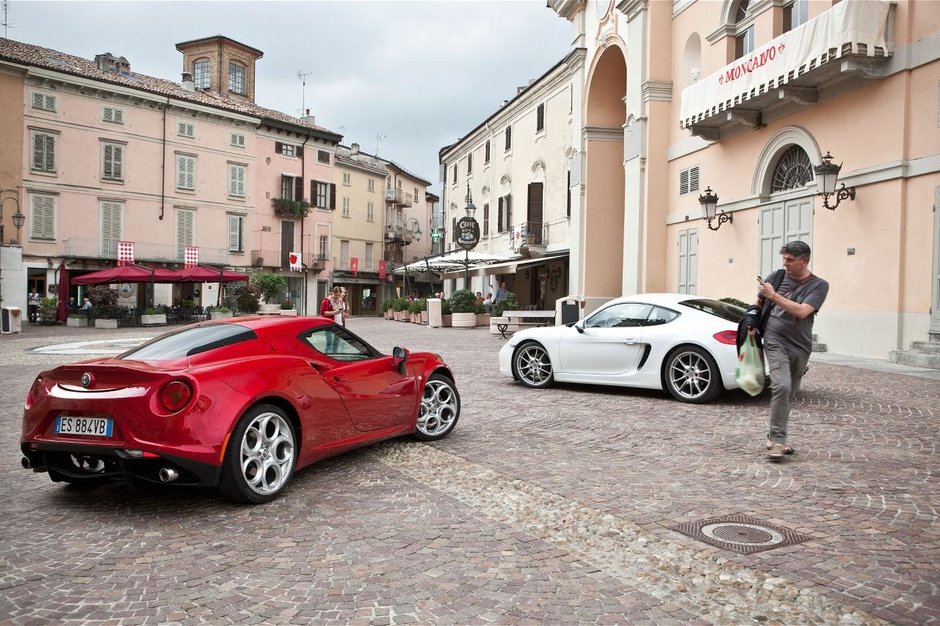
[1,317,937,624]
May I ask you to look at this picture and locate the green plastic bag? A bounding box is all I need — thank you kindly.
[735,335,765,396]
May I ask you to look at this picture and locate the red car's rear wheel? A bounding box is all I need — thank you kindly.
[219,404,297,504]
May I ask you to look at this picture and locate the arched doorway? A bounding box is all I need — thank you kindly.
[583,45,626,297]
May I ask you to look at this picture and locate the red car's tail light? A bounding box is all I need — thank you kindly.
[25,376,42,409]
[160,380,193,413]
[713,330,738,345]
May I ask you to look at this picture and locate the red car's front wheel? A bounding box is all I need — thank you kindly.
[219,403,297,504]
[414,373,460,441]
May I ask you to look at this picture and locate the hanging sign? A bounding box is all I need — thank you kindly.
[456,216,480,250]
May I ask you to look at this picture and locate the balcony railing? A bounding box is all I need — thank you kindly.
[509,222,548,253]
[65,238,233,265]
[272,198,311,218]
[384,189,413,207]
[307,253,327,272]
[384,223,418,245]
[250,248,281,268]
[680,0,892,140]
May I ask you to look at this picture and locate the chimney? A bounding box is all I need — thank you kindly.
[301,109,316,126]
[181,71,194,91]
[351,143,359,155]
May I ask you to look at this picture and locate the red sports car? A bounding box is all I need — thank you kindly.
[20,316,460,503]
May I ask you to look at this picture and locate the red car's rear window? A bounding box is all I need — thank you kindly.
[120,324,257,360]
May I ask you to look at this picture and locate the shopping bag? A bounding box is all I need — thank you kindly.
[735,335,765,396]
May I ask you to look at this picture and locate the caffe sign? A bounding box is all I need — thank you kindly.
[456,216,480,250]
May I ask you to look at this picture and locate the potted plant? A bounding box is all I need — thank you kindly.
[418,298,429,324]
[474,301,490,327]
[271,197,311,218]
[209,306,233,320]
[408,298,425,324]
[441,297,452,327]
[250,272,286,313]
[233,282,261,315]
[141,306,167,326]
[88,285,120,329]
[382,299,395,319]
[67,311,88,327]
[393,297,409,321]
[38,297,58,324]
[279,300,298,316]
[448,289,477,328]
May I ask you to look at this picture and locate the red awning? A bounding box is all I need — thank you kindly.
[173,265,249,283]
[72,264,180,285]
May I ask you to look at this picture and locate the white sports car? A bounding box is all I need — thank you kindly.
[498,294,744,403]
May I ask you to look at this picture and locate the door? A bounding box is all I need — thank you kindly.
[280,221,294,269]
[300,326,417,432]
[677,228,698,294]
[558,303,651,377]
[759,198,813,276]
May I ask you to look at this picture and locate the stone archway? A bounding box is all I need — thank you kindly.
[583,45,626,297]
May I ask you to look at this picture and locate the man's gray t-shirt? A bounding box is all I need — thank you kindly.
[763,273,829,357]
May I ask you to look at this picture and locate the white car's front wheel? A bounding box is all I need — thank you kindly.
[512,342,555,388]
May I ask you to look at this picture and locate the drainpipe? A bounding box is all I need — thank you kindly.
[159,98,168,220]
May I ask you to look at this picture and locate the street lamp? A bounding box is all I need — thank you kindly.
[0,188,26,307]
[813,151,856,211]
[0,189,26,245]
[698,186,732,231]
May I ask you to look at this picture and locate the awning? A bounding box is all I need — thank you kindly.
[441,254,568,279]
[394,251,516,275]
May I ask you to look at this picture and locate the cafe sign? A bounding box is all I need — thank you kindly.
[456,216,480,250]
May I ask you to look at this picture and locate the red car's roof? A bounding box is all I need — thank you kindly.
[206,315,332,337]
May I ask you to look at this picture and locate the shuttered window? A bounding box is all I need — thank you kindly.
[505,126,512,151]
[177,121,195,138]
[101,142,124,181]
[29,194,56,240]
[175,209,195,262]
[367,201,374,222]
[228,163,246,197]
[536,103,545,133]
[365,242,374,270]
[100,201,123,257]
[228,214,244,252]
[31,92,56,111]
[677,228,699,295]
[342,196,350,218]
[176,155,195,190]
[679,166,699,195]
[31,131,56,173]
[483,203,489,236]
[312,181,336,209]
[103,107,124,124]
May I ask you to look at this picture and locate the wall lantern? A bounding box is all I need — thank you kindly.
[698,186,732,231]
[813,151,856,211]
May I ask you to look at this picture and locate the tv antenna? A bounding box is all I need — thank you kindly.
[297,70,313,117]
[374,133,386,157]
[2,0,12,38]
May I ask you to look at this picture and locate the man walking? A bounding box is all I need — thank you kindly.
[755,241,829,461]
[27,288,41,323]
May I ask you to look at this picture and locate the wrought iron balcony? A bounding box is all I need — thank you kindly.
[272,197,310,218]
[307,253,327,271]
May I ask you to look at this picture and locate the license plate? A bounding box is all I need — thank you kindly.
[55,416,113,437]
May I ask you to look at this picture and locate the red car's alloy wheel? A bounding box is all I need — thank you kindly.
[415,373,460,441]
[220,404,297,503]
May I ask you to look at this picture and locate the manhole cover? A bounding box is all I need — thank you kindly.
[668,513,812,554]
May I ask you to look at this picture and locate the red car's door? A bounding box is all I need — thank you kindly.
[296,325,418,433]
[325,357,418,432]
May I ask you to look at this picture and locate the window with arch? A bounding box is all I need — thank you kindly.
[732,0,755,60]
[770,145,814,193]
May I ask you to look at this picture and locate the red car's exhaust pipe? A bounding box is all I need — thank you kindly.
[159,467,179,483]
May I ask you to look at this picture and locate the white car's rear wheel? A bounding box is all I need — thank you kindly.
[512,342,554,388]
[664,345,722,403]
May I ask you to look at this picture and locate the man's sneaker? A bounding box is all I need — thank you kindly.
[766,438,794,455]
[767,442,786,460]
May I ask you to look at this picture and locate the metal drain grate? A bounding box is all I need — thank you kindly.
[668,513,812,555]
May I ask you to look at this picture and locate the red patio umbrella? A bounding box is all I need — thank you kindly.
[171,265,248,307]
[72,264,179,285]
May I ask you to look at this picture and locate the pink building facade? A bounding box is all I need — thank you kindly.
[541,0,939,360]
[0,36,340,317]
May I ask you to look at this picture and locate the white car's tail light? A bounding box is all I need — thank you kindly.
[713,330,737,345]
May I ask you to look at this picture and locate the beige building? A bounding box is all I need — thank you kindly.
[443,0,937,361]
[439,51,582,308]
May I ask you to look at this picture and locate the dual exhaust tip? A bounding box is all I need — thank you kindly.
[22,457,179,483]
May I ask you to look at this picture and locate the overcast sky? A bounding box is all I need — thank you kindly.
[5,0,573,192]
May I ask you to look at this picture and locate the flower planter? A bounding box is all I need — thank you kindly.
[442,315,452,327]
[451,312,476,328]
[210,311,233,320]
[476,313,490,327]
[141,314,167,326]
[38,309,57,324]
[67,316,88,327]
[279,309,298,316]
[95,318,118,329]
[421,311,429,324]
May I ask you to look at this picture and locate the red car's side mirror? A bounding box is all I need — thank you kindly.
[392,346,409,375]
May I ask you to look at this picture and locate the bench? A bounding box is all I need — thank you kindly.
[496,310,556,339]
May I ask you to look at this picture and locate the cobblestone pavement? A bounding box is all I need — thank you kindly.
[1,318,937,625]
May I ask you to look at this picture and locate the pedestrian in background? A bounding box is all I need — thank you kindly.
[752,241,829,461]
[27,288,41,323]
